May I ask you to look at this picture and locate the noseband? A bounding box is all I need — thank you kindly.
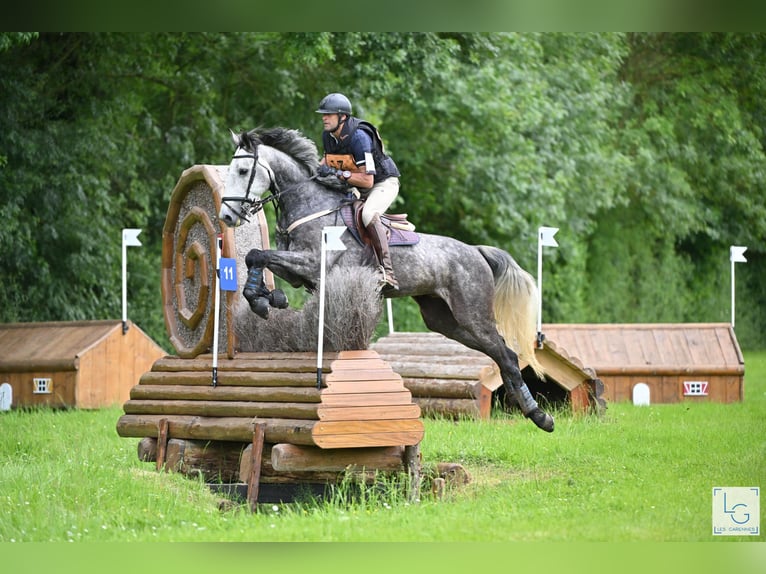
[221,145,280,223]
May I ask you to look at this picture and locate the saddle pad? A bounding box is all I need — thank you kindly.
[340,205,420,247]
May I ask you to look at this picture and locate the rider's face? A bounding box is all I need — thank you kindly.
[322,113,344,134]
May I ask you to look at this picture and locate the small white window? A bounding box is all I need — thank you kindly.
[32,378,52,394]
[683,381,708,396]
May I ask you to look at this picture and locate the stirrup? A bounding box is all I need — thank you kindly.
[377,266,399,291]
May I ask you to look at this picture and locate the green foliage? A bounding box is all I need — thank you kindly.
[0,33,764,349]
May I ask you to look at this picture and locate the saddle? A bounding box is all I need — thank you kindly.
[339,200,420,247]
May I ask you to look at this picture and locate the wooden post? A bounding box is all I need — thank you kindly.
[247,422,266,512]
[403,443,421,502]
[156,418,169,472]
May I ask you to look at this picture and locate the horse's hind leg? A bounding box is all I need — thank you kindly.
[414,294,554,433]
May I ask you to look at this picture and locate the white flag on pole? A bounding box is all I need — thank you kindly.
[323,226,347,251]
[122,228,142,334]
[730,246,747,263]
[123,228,142,247]
[539,226,559,247]
[316,227,347,388]
[536,226,559,347]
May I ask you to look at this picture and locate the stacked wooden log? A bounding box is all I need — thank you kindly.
[117,350,425,492]
[371,332,495,419]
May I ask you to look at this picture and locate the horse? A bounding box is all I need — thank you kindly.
[218,127,554,433]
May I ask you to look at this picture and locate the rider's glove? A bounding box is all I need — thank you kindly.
[317,164,335,177]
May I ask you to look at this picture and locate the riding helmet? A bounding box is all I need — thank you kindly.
[316,93,352,116]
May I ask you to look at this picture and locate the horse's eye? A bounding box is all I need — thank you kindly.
[239,167,249,176]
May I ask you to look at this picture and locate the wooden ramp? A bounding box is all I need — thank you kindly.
[313,350,424,448]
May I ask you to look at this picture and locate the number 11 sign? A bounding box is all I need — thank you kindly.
[219,258,237,291]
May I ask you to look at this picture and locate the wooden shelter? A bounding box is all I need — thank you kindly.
[0,320,166,409]
[539,323,745,404]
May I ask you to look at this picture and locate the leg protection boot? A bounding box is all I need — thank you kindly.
[242,266,271,319]
[365,213,399,291]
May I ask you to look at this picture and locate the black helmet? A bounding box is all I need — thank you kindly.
[316,93,352,115]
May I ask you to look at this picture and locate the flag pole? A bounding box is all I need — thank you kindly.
[730,246,748,328]
[316,227,347,389]
[536,226,559,348]
[212,234,223,387]
[121,228,142,335]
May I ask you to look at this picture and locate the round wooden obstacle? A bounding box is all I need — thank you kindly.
[161,165,272,359]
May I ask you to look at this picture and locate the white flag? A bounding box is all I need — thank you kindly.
[730,246,747,263]
[123,228,142,247]
[539,226,559,247]
[323,226,347,251]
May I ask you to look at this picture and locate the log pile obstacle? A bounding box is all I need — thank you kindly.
[371,332,495,419]
[117,347,429,501]
[372,331,607,418]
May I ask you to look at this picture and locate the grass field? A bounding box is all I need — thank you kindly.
[1,353,764,543]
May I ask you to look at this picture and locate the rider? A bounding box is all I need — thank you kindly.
[315,92,401,291]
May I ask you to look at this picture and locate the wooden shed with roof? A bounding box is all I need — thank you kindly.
[0,320,166,409]
[539,323,745,404]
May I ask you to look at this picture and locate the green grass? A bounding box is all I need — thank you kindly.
[1,353,764,543]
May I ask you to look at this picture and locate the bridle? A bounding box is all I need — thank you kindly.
[221,141,347,241]
[220,145,281,223]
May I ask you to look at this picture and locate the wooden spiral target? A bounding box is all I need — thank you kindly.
[161,165,271,359]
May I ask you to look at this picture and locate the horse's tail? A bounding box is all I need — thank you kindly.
[477,245,544,378]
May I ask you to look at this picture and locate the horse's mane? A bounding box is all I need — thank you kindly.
[242,127,320,173]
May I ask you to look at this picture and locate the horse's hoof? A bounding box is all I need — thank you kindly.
[248,296,270,319]
[268,289,289,309]
[527,408,554,433]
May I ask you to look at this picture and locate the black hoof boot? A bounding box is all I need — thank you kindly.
[268,289,289,309]
[248,296,270,319]
[527,408,555,433]
[243,266,272,318]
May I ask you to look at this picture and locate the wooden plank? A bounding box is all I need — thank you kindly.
[139,370,320,387]
[329,358,390,370]
[130,384,321,403]
[270,444,404,472]
[247,423,266,512]
[385,362,489,379]
[413,397,482,419]
[401,378,483,399]
[151,355,335,373]
[569,384,590,414]
[325,370,400,382]
[316,404,420,422]
[313,430,424,449]
[335,350,381,360]
[320,380,407,394]
[478,384,492,419]
[116,414,316,445]
[319,391,413,407]
[312,419,424,437]
[122,399,319,419]
[594,365,743,376]
[156,418,169,472]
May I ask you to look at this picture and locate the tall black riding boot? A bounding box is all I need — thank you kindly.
[365,213,399,291]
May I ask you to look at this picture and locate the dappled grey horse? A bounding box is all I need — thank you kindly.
[218,127,554,432]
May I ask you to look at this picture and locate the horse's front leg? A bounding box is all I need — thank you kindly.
[242,248,320,318]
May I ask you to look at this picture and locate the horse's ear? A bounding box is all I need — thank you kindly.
[229,129,241,148]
